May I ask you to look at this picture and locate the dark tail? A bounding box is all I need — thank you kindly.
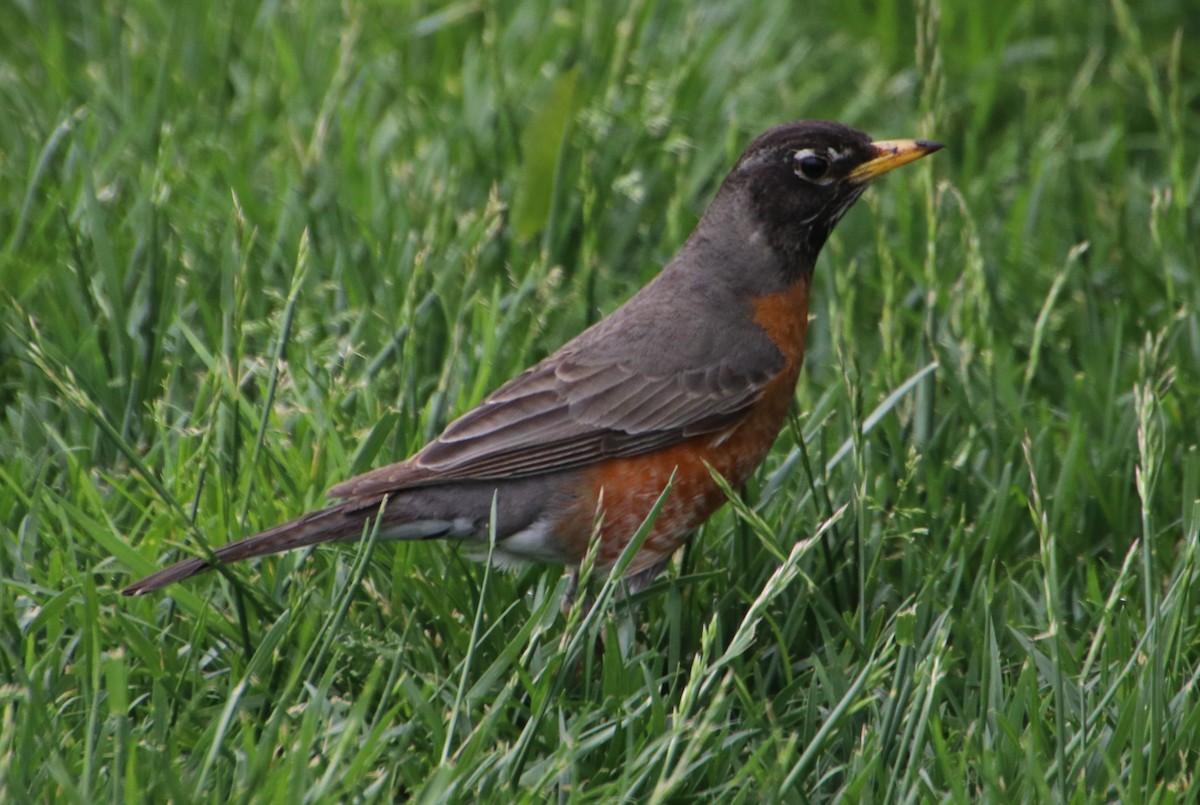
[121,503,371,596]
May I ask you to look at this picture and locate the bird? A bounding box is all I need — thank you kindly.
[122,120,941,598]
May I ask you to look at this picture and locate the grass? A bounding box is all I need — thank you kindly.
[2,0,1198,800]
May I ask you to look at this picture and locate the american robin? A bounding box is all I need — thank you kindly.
[122,120,941,598]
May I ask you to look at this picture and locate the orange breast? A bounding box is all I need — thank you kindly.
[556,278,812,571]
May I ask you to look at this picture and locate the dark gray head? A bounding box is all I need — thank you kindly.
[718,119,942,274]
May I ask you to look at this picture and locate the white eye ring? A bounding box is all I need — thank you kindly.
[793,148,833,183]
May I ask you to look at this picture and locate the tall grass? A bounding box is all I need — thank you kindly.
[2,0,1197,800]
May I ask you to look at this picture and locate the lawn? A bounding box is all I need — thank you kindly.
[2,0,1198,801]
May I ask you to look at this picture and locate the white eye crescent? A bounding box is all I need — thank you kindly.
[793,148,833,183]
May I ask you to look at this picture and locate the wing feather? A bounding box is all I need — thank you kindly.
[328,272,793,500]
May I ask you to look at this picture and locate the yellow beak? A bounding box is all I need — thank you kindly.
[848,138,944,182]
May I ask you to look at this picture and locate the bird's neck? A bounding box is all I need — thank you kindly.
[679,190,818,294]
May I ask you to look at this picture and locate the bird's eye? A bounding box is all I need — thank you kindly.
[793,150,831,183]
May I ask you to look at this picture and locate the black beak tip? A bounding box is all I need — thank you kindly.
[916,139,945,153]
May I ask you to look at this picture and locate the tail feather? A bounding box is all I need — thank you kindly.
[121,476,538,595]
[121,503,369,596]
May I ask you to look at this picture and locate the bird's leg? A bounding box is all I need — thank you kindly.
[562,567,581,617]
[618,557,671,598]
[608,558,672,656]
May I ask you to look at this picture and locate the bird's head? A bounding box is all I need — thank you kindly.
[721,119,942,273]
